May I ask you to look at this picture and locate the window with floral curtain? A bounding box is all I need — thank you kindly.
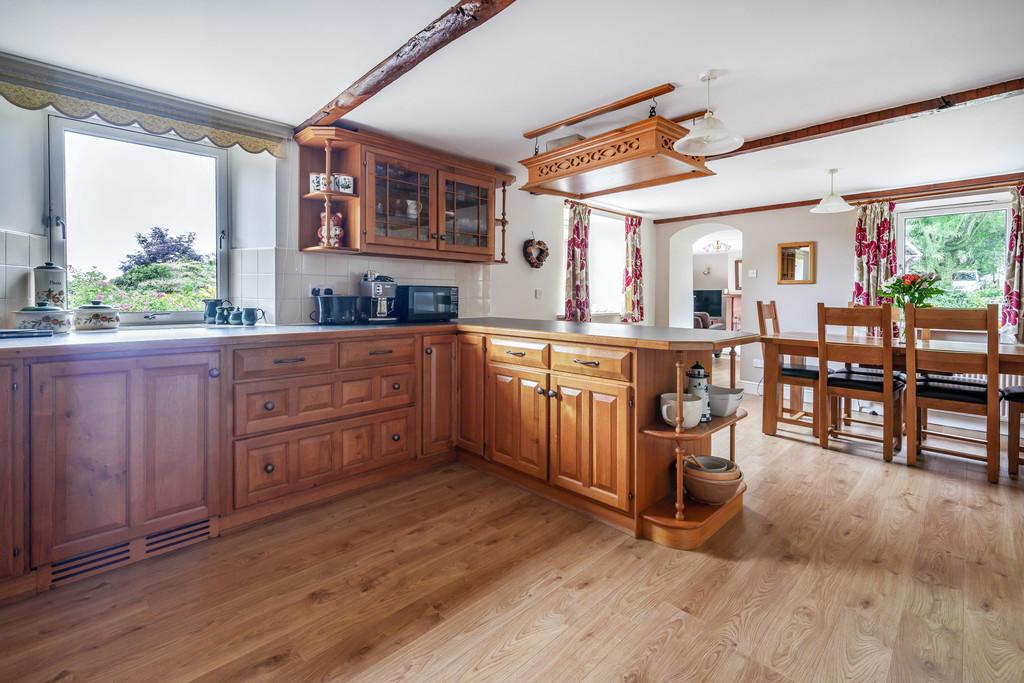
[1001,184,1024,341]
[852,201,897,306]
[622,215,643,322]
[564,200,591,321]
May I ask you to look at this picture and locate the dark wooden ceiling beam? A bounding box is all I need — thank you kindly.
[710,77,1024,160]
[652,172,1024,224]
[297,0,516,131]
[522,83,676,140]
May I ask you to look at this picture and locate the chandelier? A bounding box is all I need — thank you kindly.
[703,239,732,254]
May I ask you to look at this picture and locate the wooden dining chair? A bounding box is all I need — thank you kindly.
[816,304,905,461]
[904,304,1002,483]
[757,300,820,436]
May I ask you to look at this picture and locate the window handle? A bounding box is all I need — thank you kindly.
[55,216,67,240]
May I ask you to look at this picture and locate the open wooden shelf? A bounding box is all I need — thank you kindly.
[302,191,359,201]
[300,245,361,254]
[640,484,746,550]
[641,408,747,441]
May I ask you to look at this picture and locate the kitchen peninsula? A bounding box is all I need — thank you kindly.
[0,318,756,601]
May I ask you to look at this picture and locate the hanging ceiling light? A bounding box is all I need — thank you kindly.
[703,239,732,254]
[810,168,855,213]
[673,71,744,156]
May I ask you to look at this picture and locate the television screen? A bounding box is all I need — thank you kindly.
[694,289,723,317]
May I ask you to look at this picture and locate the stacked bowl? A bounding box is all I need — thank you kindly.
[682,455,743,505]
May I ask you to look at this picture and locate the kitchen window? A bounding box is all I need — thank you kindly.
[896,193,1012,309]
[560,207,625,316]
[48,116,228,325]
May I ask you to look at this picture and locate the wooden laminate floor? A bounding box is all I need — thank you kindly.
[2,401,1024,682]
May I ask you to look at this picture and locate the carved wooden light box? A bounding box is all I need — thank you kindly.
[519,116,714,200]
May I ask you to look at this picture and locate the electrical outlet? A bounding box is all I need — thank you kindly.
[747,269,757,278]
[309,284,329,296]
[534,288,543,299]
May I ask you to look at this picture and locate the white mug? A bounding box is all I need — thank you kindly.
[330,173,354,193]
[309,173,328,193]
[660,393,702,429]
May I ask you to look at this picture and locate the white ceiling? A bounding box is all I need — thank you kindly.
[2,0,1022,217]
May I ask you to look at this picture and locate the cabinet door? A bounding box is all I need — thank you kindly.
[31,358,136,565]
[0,363,26,579]
[133,353,220,531]
[31,353,221,565]
[456,334,486,455]
[364,151,437,251]
[549,375,631,511]
[486,364,549,480]
[439,171,494,256]
[422,334,457,456]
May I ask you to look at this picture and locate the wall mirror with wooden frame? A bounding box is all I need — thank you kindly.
[777,241,815,284]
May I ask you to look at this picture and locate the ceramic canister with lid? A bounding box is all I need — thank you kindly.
[33,262,67,308]
[685,362,711,423]
[74,300,121,331]
[14,301,73,334]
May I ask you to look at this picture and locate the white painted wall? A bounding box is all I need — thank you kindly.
[692,253,728,291]
[655,207,856,382]
[0,99,47,236]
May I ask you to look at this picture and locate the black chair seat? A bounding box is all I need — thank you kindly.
[780,364,822,380]
[916,377,996,405]
[846,366,908,382]
[827,369,906,392]
[1005,385,1024,402]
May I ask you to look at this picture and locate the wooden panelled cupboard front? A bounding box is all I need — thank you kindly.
[0,323,689,601]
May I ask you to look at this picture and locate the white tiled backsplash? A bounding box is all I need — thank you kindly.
[227,247,276,324]
[274,248,491,326]
[0,230,51,327]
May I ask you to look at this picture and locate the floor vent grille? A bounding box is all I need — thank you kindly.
[49,542,132,586]
[41,518,218,589]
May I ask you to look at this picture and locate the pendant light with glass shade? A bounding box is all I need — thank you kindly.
[810,168,855,213]
[673,70,744,156]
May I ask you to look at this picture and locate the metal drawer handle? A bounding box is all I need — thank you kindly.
[392,382,401,390]
[263,401,276,412]
[264,463,275,474]
[208,368,221,378]
[506,350,527,357]
[535,385,545,395]
[425,348,433,356]
[573,359,600,367]
[392,433,401,442]
[273,357,306,365]
[369,349,394,356]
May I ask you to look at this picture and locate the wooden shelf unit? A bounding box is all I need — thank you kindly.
[295,126,515,263]
[641,408,747,441]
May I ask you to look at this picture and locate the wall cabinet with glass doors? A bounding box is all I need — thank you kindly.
[295,127,512,264]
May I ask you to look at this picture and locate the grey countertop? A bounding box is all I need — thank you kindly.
[0,318,757,357]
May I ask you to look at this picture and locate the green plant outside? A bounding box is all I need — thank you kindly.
[904,209,1007,308]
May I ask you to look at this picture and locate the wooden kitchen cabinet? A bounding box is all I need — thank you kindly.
[456,334,486,455]
[422,334,457,456]
[549,375,632,511]
[439,170,494,256]
[30,352,221,565]
[364,151,437,251]
[486,363,549,480]
[0,363,26,580]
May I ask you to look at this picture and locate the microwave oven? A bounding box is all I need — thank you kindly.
[395,285,458,322]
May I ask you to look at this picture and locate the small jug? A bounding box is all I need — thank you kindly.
[228,307,244,325]
[215,305,232,325]
[203,298,231,325]
[242,307,265,326]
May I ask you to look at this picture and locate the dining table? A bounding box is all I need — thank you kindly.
[758,331,1024,435]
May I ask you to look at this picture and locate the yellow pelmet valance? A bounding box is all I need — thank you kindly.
[0,52,291,158]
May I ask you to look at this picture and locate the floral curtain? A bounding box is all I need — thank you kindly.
[564,200,591,322]
[852,201,898,306]
[1001,185,1024,341]
[622,215,644,322]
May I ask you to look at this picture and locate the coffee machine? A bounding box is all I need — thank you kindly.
[359,271,398,322]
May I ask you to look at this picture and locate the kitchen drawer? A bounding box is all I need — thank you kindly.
[234,343,338,380]
[550,344,632,382]
[234,407,417,508]
[340,336,417,368]
[487,337,549,369]
[234,364,416,436]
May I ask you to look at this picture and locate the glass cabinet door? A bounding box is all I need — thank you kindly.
[439,171,494,256]
[365,152,437,250]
